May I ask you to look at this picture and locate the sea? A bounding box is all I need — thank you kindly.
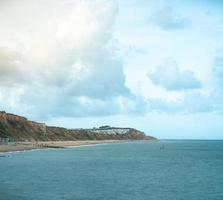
[0,140,223,200]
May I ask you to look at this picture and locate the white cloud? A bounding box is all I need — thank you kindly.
[0,0,135,119]
[213,49,223,90]
[1,0,223,122]
[148,59,202,91]
[149,7,191,30]
[0,47,28,86]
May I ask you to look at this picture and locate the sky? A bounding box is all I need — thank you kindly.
[0,0,223,139]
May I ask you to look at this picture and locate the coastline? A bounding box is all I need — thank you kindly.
[0,140,126,153]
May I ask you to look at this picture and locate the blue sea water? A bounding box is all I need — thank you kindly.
[0,140,223,200]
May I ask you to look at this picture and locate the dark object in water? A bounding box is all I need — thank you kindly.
[160,144,165,150]
[0,155,9,157]
[45,145,66,149]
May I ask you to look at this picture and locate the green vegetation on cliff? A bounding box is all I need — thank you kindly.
[0,111,156,141]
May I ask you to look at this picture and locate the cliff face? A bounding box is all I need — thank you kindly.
[0,111,156,141]
[0,111,47,141]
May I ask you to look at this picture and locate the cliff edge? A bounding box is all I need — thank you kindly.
[0,111,156,141]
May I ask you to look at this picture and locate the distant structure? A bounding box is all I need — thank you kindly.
[99,125,111,129]
[0,135,10,144]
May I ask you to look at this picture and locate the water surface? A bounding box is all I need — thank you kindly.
[0,140,223,200]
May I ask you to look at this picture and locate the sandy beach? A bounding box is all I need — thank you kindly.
[0,140,124,153]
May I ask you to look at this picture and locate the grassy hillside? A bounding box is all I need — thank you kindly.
[0,111,156,142]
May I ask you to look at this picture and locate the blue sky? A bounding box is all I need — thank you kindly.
[0,0,223,139]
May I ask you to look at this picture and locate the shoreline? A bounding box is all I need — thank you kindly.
[0,140,126,153]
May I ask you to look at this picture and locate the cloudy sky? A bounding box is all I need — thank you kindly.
[1,0,223,139]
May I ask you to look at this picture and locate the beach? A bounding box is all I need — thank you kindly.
[0,140,124,153]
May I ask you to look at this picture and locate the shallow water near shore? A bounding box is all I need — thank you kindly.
[1,140,223,200]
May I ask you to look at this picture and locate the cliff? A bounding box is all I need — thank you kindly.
[0,111,156,142]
